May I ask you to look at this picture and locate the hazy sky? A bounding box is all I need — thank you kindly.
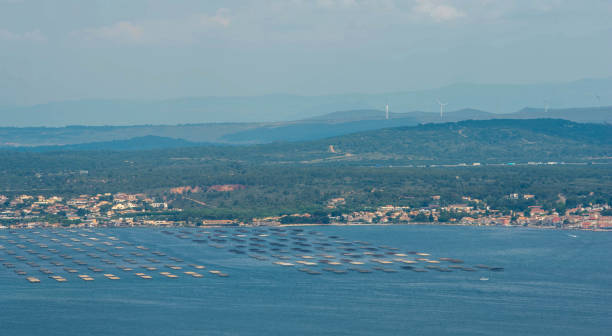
[1,0,611,105]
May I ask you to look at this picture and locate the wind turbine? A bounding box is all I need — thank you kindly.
[544,100,549,113]
[594,94,601,107]
[385,103,389,120]
[437,99,448,120]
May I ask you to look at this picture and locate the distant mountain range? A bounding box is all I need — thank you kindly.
[0,77,611,127]
[0,105,608,150]
[4,119,610,167]
[19,135,202,152]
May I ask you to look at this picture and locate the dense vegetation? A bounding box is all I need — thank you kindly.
[0,119,609,221]
[315,119,612,164]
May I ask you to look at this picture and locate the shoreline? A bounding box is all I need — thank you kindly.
[278,222,610,231]
[2,222,609,232]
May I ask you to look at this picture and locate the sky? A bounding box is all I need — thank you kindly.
[1,0,611,106]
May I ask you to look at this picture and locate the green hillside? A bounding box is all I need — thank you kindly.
[0,119,610,219]
[1,119,609,171]
[303,118,611,164]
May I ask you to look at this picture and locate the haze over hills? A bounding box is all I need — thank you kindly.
[1,77,611,127]
[0,105,610,149]
[19,135,203,152]
[3,119,610,167]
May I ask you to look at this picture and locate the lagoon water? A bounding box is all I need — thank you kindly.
[1,225,611,336]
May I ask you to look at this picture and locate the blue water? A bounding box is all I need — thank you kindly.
[1,225,610,336]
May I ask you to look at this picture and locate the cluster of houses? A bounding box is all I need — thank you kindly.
[0,192,610,231]
[0,193,172,229]
[339,195,612,230]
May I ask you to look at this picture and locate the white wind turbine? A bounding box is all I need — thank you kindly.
[437,99,448,120]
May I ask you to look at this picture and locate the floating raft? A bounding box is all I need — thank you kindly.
[26,276,41,283]
[50,275,67,282]
[78,275,95,281]
[104,274,120,280]
[209,270,229,277]
[396,259,417,264]
[135,273,153,279]
[184,271,203,278]
[159,272,178,278]
[371,259,393,265]
[296,260,317,266]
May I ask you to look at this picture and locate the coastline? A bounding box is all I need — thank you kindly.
[2,222,609,232]
[272,222,608,231]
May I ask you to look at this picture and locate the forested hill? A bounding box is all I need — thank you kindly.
[0,119,609,173]
[284,118,612,165]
